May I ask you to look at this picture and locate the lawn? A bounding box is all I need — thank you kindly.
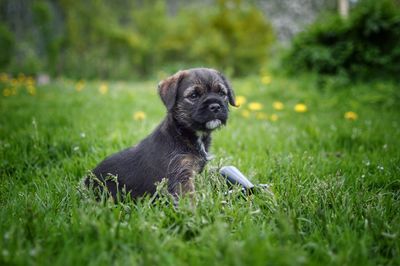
[1,74,399,265]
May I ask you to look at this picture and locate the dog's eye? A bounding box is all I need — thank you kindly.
[218,90,227,96]
[189,92,199,99]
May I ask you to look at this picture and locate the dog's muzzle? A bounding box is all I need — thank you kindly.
[192,97,227,130]
[205,119,222,130]
[204,100,226,130]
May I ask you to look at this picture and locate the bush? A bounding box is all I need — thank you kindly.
[284,0,400,80]
[0,23,14,69]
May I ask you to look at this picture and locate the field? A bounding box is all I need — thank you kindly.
[1,74,399,265]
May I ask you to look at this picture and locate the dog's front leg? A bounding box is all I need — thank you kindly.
[166,153,201,207]
[168,169,196,207]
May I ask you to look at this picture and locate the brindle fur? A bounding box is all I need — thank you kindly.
[85,68,236,201]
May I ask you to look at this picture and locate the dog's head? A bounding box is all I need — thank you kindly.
[158,68,236,132]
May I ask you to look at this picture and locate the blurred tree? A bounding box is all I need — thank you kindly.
[0,0,289,78]
[338,0,349,18]
[0,23,14,68]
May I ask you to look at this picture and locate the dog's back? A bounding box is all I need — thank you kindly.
[87,123,172,198]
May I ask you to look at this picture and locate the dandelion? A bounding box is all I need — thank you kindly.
[99,83,108,95]
[273,101,284,110]
[261,75,272,85]
[133,111,146,121]
[27,85,36,96]
[18,73,26,83]
[26,76,36,87]
[11,79,18,87]
[235,95,247,107]
[0,73,9,82]
[294,103,307,113]
[75,80,85,92]
[241,110,250,118]
[248,102,263,111]
[270,114,278,122]
[344,111,358,121]
[2,88,11,97]
[256,112,268,120]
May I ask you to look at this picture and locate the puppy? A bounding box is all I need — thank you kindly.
[85,68,236,201]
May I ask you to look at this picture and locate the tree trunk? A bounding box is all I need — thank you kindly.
[338,0,349,18]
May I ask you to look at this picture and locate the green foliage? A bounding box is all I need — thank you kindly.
[7,43,44,76]
[284,0,400,80]
[4,0,65,76]
[0,23,14,68]
[1,0,274,79]
[1,75,399,265]
[160,1,274,76]
[32,0,64,76]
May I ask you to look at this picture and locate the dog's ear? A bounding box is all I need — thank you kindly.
[218,72,237,107]
[158,70,187,111]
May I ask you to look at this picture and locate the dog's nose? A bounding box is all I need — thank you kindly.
[209,103,221,113]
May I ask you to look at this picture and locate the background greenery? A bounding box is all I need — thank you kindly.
[0,0,274,79]
[284,0,400,81]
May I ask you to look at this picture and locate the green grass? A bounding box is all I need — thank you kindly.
[1,74,399,265]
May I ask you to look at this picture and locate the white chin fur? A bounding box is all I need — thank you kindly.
[205,119,221,130]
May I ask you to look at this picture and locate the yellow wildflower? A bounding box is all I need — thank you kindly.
[261,75,272,85]
[344,111,358,121]
[2,88,11,97]
[75,80,85,92]
[27,85,36,96]
[241,110,250,118]
[273,101,284,110]
[270,114,278,122]
[248,102,263,111]
[294,103,307,113]
[18,73,26,83]
[11,79,18,87]
[133,111,146,121]
[25,77,35,87]
[99,83,108,95]
[0,73,9,82]
[256,112,268,120]
[235,95,247,107]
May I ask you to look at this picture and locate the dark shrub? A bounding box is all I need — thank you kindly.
[0,23,14,69]
[285,0,400,80]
